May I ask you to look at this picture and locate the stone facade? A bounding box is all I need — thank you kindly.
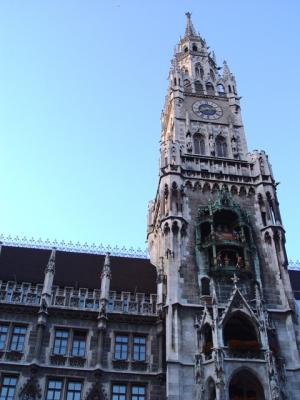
[0,13,300,400]
[147,13,300,400]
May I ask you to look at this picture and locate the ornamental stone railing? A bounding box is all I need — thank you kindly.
[0,281,157,316]
[0,281,42,306]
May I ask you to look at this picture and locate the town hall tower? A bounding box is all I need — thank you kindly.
[148,13,300,400]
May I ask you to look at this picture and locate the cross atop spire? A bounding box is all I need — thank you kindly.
[185,12,197,37]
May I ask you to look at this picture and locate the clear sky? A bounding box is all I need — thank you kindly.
[0,1,299,260]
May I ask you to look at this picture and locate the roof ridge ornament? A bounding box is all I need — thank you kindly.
[0,234,148,259]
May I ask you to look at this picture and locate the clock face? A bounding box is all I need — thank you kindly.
[192,100,223,120]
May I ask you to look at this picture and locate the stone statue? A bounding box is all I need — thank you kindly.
[209,134,215,155]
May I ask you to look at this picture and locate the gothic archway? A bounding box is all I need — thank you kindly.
[229,369,265,400]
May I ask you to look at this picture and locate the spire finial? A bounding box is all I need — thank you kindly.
[185,12,197,37]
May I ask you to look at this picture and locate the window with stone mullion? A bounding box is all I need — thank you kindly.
[114,335,128,360]
[0,325,8,351]
[66,382,81,400]
[0,376,17,400]
[133,337,146,361]
[53,330,69,356]
[46,380,63,400]
[71,331,86,357]
[131,386,145,400]
[112,384,126,400]
[10,326,26,352]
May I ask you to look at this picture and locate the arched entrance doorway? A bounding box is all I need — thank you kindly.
[229,370,265,400]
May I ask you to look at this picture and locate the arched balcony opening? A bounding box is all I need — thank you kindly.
[214,209,240,242]
[229,369,265,400]
[224,313,260,356]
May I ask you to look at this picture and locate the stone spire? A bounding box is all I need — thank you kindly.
[41,248,56,304]
[184,12,198,37]
[99,252,111,317]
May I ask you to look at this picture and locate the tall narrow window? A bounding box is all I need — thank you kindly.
[0,376,17,400]
[206,82,215,94]
[10,326,26,352]
[71,331,86,357]
[66,382,81,400]
[131,386,146,400]
[210,69,215,81]
[0,325,8,350]
[114,335,128,360]
[133,337,146,361]
[216,137,227,157]
[46,380,62,400]
[112,385,126,400]
[193,134,205,155]
[53,330,69,355]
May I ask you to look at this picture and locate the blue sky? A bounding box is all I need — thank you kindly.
[0,1,299,260]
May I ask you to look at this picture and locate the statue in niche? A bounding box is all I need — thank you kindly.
[231,137,238,157]
[171,146,176,165]
[208,134,215,155]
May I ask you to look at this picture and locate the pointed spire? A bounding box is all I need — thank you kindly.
[185,12,197,37]
[45,248,56,274]
[223,60,231,77]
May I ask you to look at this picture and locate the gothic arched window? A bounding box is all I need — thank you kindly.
[209,69,215,82]
[192,44,198,51]
[193,134,205,155]
[216,136,227,157]
[206,82,215,95]
[194,80,203,93]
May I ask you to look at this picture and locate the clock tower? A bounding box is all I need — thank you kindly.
[148,13,300,400]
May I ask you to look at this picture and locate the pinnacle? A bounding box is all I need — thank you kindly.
[184,12,198,37]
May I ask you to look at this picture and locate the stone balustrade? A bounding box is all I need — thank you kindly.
[0,281,157,316]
